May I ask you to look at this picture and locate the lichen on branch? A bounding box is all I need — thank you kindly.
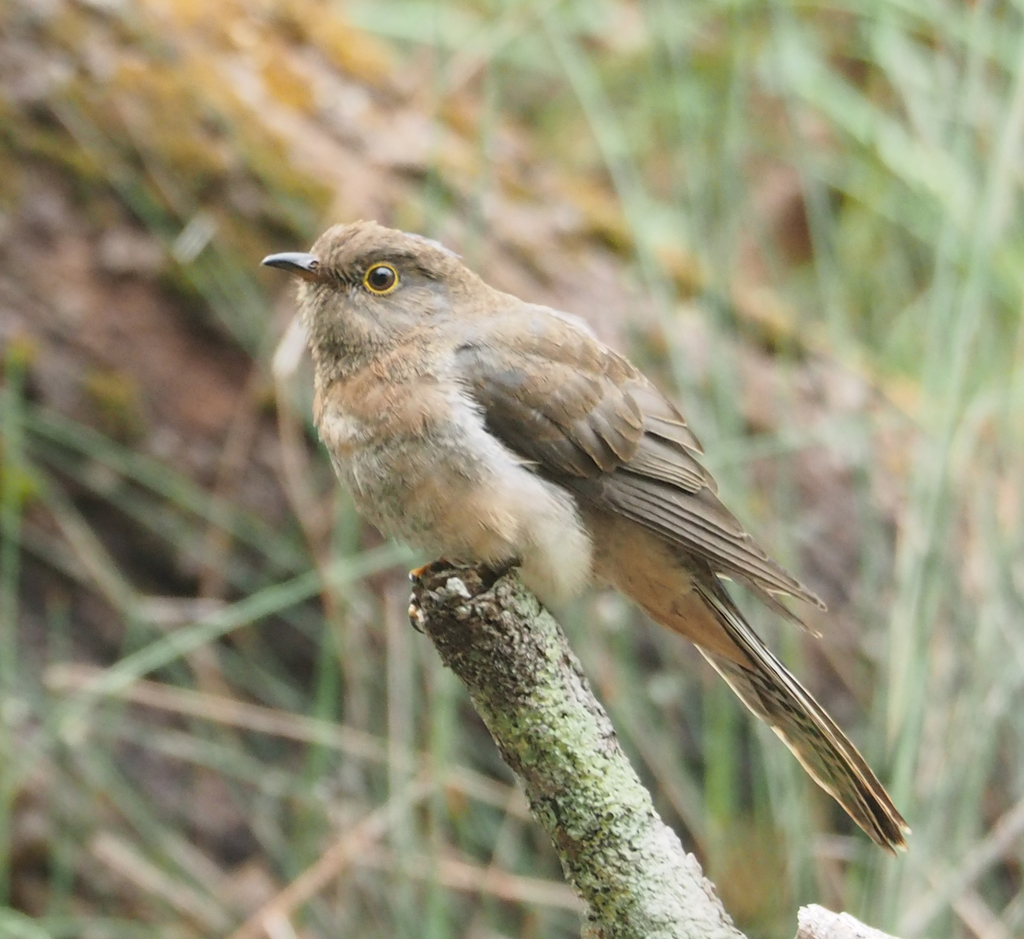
[409,561,744,939]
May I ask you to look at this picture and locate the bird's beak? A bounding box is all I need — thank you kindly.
[261,252,321,281]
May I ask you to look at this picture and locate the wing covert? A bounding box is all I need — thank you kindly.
[454,309,822,608]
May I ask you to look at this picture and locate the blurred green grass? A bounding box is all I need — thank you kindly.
[2,0,1024,937]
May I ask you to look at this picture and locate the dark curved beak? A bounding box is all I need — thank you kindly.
[261,252,321,281]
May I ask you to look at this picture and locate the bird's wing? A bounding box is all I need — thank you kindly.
[453,313,647,477]
[454,310,823,608]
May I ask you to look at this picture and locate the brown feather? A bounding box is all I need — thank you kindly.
[586,509,908,850]
[693,578,909,851]
[590,473,824,606]
[454,321,645,477]
[456,312,823,607]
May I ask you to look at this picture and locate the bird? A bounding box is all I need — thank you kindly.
[262,220,910,851]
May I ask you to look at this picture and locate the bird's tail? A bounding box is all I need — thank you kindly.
[694,580,910,852]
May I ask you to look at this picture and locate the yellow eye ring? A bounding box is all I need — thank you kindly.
[363,263,399,295]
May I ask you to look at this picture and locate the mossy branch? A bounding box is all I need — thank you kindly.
[409,562,909,939]
[409,561,743,939]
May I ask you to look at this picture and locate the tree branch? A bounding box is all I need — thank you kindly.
[409,561,906,939]
[409,562,742,939]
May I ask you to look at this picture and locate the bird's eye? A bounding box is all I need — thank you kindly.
[363,263,399,295]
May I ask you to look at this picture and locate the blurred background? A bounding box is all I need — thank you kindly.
[2,0,1023,937]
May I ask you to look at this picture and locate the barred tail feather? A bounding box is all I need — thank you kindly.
[695,581,910,852]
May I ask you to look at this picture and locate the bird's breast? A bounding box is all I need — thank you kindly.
[314,369,593,603]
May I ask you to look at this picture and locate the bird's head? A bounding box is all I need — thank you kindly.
[263,221,478,377]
